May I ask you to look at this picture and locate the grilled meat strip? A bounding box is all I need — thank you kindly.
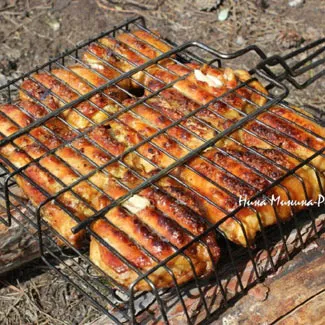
[20,67,129,129]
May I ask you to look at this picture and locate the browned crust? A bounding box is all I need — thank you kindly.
[0,101,220,290]
[1,29,324,291]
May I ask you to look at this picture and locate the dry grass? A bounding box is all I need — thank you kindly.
[0,261,101,324]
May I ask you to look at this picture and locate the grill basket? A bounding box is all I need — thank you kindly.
[0,16,324,324]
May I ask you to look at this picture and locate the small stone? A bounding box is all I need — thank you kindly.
[193,0,222,11]
[218,8,230,21]
[236,35,245,45]
[222,314,238,325]
[288,0,304,8]
[45,14,60,32]
[0,73,7,87]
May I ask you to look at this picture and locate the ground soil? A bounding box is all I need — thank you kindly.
[0,0,324,324]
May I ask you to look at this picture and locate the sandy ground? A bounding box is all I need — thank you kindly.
[0,0,324,324]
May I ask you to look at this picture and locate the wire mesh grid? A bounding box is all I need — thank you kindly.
[0,16,324,324]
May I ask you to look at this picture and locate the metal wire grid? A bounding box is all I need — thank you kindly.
[0,16,290,229]
[1,158,324,324]
[0,16,324,324]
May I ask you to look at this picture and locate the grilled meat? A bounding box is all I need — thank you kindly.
[1,29,324,290]
[143,60,325,172]
[0,101,220,289]
[82,32,324,244]
[19,68,129,129]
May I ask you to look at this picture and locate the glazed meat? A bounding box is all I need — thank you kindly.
[19,68,129,129]
[83,30,173,89]
[142,59,324,172]
[79,30,324,243]
[90,95,324,245]
[1,29,324,291]
[0,101,220,289]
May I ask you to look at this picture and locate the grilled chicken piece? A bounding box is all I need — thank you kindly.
[85,30,268,112]
[83,30,172,90]
[91,202,219,290]
[84,38,146,89]
[158,62,268,111]
[0,102,86,247]
[19,67,129,129]
[145,63,266,122]
[0,101,220,290]
[144,61,325,172]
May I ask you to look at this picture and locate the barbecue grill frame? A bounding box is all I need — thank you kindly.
[257,37,325,90]
[0,15,324,325]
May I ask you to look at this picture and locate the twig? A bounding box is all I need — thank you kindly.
[0,9,25,16]
[28,29,52,41]
[25,0,30,12]
[30,5,53,10]
[95,0,140,14]
[0,3,16,13]
[107,0,167,11]
[1,11,47,43]
[1,14,20,26]
[22,286,68,325]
